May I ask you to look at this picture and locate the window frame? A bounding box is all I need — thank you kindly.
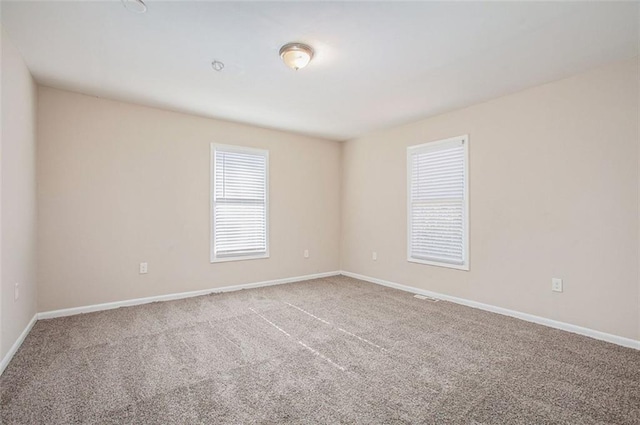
[210,143,270,263]
[406,135,469,271]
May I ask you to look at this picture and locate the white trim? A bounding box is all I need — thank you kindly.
[38,271,340,320]
[210,143,270,263]
[211,254,270,263]
[12,268,636,377]
[407,135,466,152]
[407,258,469,271]
[341,270,640,350]
[0,313,37,376]
[406,134,469,271]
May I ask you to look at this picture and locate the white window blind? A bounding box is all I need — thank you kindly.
[211,145,269,262]
[407,135,469,270]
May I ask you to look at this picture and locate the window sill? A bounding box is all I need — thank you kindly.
[408,257,469,271]
[211,254,270,264]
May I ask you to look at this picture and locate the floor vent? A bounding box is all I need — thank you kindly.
[413,294,440,302]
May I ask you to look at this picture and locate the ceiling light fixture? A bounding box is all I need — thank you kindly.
[279,43,314,71]
[121,0,147,14]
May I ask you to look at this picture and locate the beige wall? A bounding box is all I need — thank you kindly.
[341,58,639,341]
[37,87,341,312]
[1,30,38,360]
[28,57,640,342]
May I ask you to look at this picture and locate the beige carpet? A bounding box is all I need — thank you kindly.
[1,275,639,424]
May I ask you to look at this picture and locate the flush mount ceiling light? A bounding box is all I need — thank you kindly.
[121,0,147,14]
[279,43,314,70]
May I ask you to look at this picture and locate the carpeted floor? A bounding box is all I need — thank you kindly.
[1,275,639,424]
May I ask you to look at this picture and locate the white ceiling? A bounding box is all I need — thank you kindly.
[2,1,638,141]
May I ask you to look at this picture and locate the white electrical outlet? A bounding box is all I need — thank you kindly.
[304,249,309,259]
[14,283,20,301]
[372,251,377,261]
[139,262,148,274]
[552,278,563,293]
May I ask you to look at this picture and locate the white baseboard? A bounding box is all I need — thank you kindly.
[38,270,341,320]
[341,270,640,350]
[0,313,38,376]
[7,268,634,378]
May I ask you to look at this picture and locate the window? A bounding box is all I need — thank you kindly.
[211,144,269,262]
[407,135,469,270]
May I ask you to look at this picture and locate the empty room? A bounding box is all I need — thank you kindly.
[1,1,639,423]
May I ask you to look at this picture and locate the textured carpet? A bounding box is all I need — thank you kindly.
[1,275,639,424]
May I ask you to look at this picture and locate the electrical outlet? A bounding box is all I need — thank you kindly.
[552,278,563,293]
[14,283,19,301]
[139,262,148,274]
[304,249,309,259]
[372,251,378,261]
